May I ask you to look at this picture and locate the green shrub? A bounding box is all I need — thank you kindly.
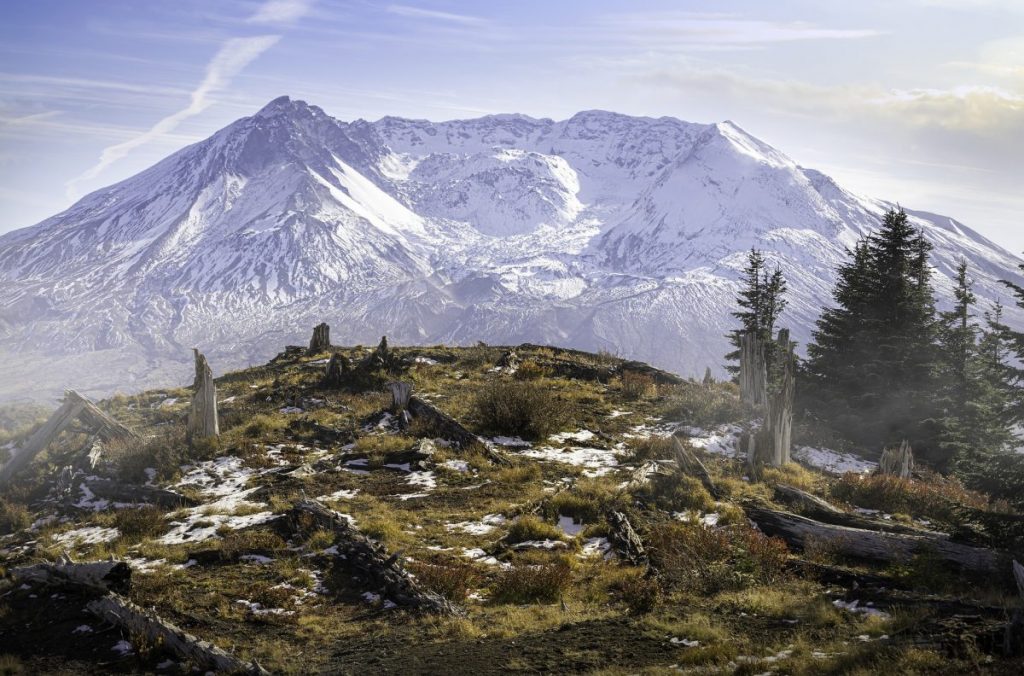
[646,474,715,513]
[472,380,572,440]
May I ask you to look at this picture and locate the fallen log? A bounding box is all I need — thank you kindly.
[672,437,719,499]
[86,593,268,674]
[772,484,940,536]
[407,396,510,466]
[83,477,197,508]
[744,503,1002,573]
[290,498,462,615]
[606,509,649,568]
[0,390,135,486]
[10,559,131,594]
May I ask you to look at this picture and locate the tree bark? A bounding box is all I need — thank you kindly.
[83,477,197,508]
[605,509,649,568]
[11,560,131,594]
[187,349,219,443]
[738,331,767,408]
[323,353,350,388]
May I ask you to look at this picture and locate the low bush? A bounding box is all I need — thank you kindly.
[505,515,564,544]
[472,380,572,440]
[491,557,572,604]
[830,471,987,525]
[408,556,481,602]
[627,436,676,462]
[220,529,287,559]
[106,426,188,483]
[645,474,715,513]
[112,506,166,540]
[619,371,657,400]
[0,499,30,535]
[612,571,662,614]
[658,382,744,427]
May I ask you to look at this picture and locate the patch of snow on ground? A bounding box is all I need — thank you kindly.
[53,526,120,546]
[833,599,890,619]
[317,488,359,501]
[176,456,255,498]
[122,557,167,573]
[462,547,509,567]
[490,436,531,448]
[557,514,585,535]
[606,410,632,418]
[680,425,743,458]
[550,429,596,444]
[236,599,294,616]
[414,356,438,365]
[407,470,436,490]
[794,446,876,475]
[158,511,278,545]
[442,459,469,472]
[111,640,134,655]
[447,514,505,535]
[580,537,614,559]
[519,444,622,477]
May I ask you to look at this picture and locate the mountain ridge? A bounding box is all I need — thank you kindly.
[1,96,1021,402]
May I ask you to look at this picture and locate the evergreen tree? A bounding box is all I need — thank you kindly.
[725,249,788,375]
[803,208,941,456]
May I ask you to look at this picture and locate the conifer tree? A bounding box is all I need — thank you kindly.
[725,249,788,375]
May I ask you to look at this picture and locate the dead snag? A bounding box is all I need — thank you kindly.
[738,331,767,408]
[672,437,719,499]
[744,503,1001,573]
[0,390,135,486]
[323,352,351,388]
[1014,560,1024,600]
[187,349,219,443]
[879,439,914,478]
[308,322,331,354]
[388,381,413,427]
[407,396,510,465]
[757,328,795,467]
[702,367,714,386]
[290,498,462,615]
[11,559,131,594]
[86,593,268,674]
[606,509,649,568]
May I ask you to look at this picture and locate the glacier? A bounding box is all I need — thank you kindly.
[1,95,1021,402]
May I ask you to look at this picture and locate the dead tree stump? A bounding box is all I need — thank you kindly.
[880,440,914,478]
[702,367,714,386]
[739,331,767,408]
[187,349,219,443]
[759,329,795,466]
[323,353,350,388]
[308,323,331,354]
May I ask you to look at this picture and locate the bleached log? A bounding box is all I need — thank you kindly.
[673,436,719,499]
[11,560,131,593]
[0,390,135,486]
[187,349,219,442]
[407,396,510,465]
[83,477,197,508]
[308,322,331,354]
[290,498,462,615]
[86,593,268,674]
[388,381,413,412]
[745,503,1000,573]
[772,484,940,536]
[880,440,914,479]
[606,509,648,568]
[738,331,767,408]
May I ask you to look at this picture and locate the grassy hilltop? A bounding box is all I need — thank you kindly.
[0,341,1021,674]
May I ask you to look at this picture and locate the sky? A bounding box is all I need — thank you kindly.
[1,0,1022,252]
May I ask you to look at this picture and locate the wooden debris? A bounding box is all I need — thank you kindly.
[308,322,331,354]
[86,593,268,674]
[407,395,510,465]
[744,502,1001,573]
[605,509,649,568]
[880,439,914,478]
[738,331,767,408]
[83,477,197,508]
[0,390,135,486]
[187,349,219,443]
[11,559,131,594]
[672,436,719,499]
[772,484,941,536]
[323,353,350,388]
[290,498,462,615]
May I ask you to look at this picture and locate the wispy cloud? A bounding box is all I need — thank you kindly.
[386,4,487,26]
[66,35,279,197]
[248,0,314,24]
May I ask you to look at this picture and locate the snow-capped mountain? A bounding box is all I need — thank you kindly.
[1,96,1021,401]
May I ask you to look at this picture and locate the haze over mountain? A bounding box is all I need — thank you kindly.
[1,96,1021,402]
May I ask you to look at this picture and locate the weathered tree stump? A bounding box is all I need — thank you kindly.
[388,381,413,412]
[880,440,914,478]
[308,322,331,354]
[187,349,219,443]
[323,353,350,388]
[606,509,649,568]
[739,331,767,408]
[406,396,510,465]
[0,390,135,486]
[290,498,462,615]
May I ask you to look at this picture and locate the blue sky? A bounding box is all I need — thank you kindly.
[2,0,1023,250]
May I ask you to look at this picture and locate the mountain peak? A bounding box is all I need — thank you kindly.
[254,95,311,119]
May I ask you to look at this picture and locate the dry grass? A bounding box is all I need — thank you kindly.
[491,556,573,604]
[112,505,166,541]
[0,499,30,536]
[830,471,988,524]
[619,371,657,400]
[472,380,573,440]
[505,515,564,544]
